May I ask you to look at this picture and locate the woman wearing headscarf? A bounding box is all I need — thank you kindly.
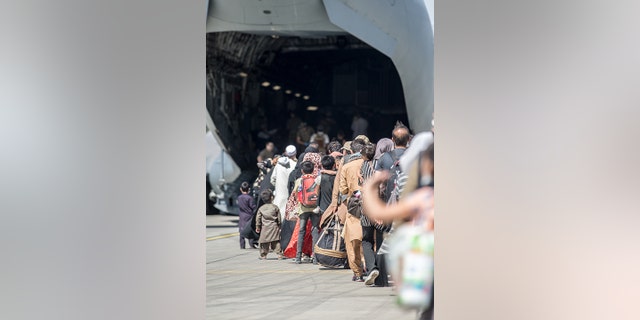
[287,145,320,196]
[373,138,394,168]
[281,152,322,259]
[284,152,321,217]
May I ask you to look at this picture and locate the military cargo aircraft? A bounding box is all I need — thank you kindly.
[206,0,433,214]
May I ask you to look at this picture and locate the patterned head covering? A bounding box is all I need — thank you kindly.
[284,152,321,220]
[303,152,322,176]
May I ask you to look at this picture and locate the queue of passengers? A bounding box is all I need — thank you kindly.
[239,121,434,320]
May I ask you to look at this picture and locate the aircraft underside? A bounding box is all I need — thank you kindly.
[206,0,433,214]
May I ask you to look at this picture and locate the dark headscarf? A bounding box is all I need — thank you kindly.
[304,145,319,154]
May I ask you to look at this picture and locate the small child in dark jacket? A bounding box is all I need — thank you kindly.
[255,189,284,260]
[237,182,257,249]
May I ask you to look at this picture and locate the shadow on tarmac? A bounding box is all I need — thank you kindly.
[206,223,238,228]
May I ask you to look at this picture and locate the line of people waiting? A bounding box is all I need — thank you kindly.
[238,121,434,319]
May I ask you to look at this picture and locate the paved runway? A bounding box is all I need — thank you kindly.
[206,214,419,320]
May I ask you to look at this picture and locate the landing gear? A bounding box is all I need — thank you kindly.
[206,174,220,215]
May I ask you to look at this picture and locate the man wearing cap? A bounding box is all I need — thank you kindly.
[270,145,298,219]
[341,141,353,159]
[342,135,368,165]
[354,135,370,145]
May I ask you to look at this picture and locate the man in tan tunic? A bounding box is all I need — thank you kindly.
[256,190,284,260]
[339,139,366,281]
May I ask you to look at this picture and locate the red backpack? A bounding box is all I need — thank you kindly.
[297,174,319,207]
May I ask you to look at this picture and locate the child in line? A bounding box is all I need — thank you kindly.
[256,189,284,260]
[294,161,321,264]
[237,182,257,249]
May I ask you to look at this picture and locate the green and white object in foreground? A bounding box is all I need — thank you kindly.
[387,225,434,310]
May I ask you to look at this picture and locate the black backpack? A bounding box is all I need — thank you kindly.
[383,151,403,203]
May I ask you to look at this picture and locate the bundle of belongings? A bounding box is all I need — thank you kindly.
[314,210,347,268]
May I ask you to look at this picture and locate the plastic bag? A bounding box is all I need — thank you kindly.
[386,224,434,310]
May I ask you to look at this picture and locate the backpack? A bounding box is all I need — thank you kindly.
[297,174,319,207]
[383,151,403,203]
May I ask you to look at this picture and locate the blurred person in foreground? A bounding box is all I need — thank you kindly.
[362,132,434,320]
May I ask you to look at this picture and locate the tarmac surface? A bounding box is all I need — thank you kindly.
[206,214,419,320]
